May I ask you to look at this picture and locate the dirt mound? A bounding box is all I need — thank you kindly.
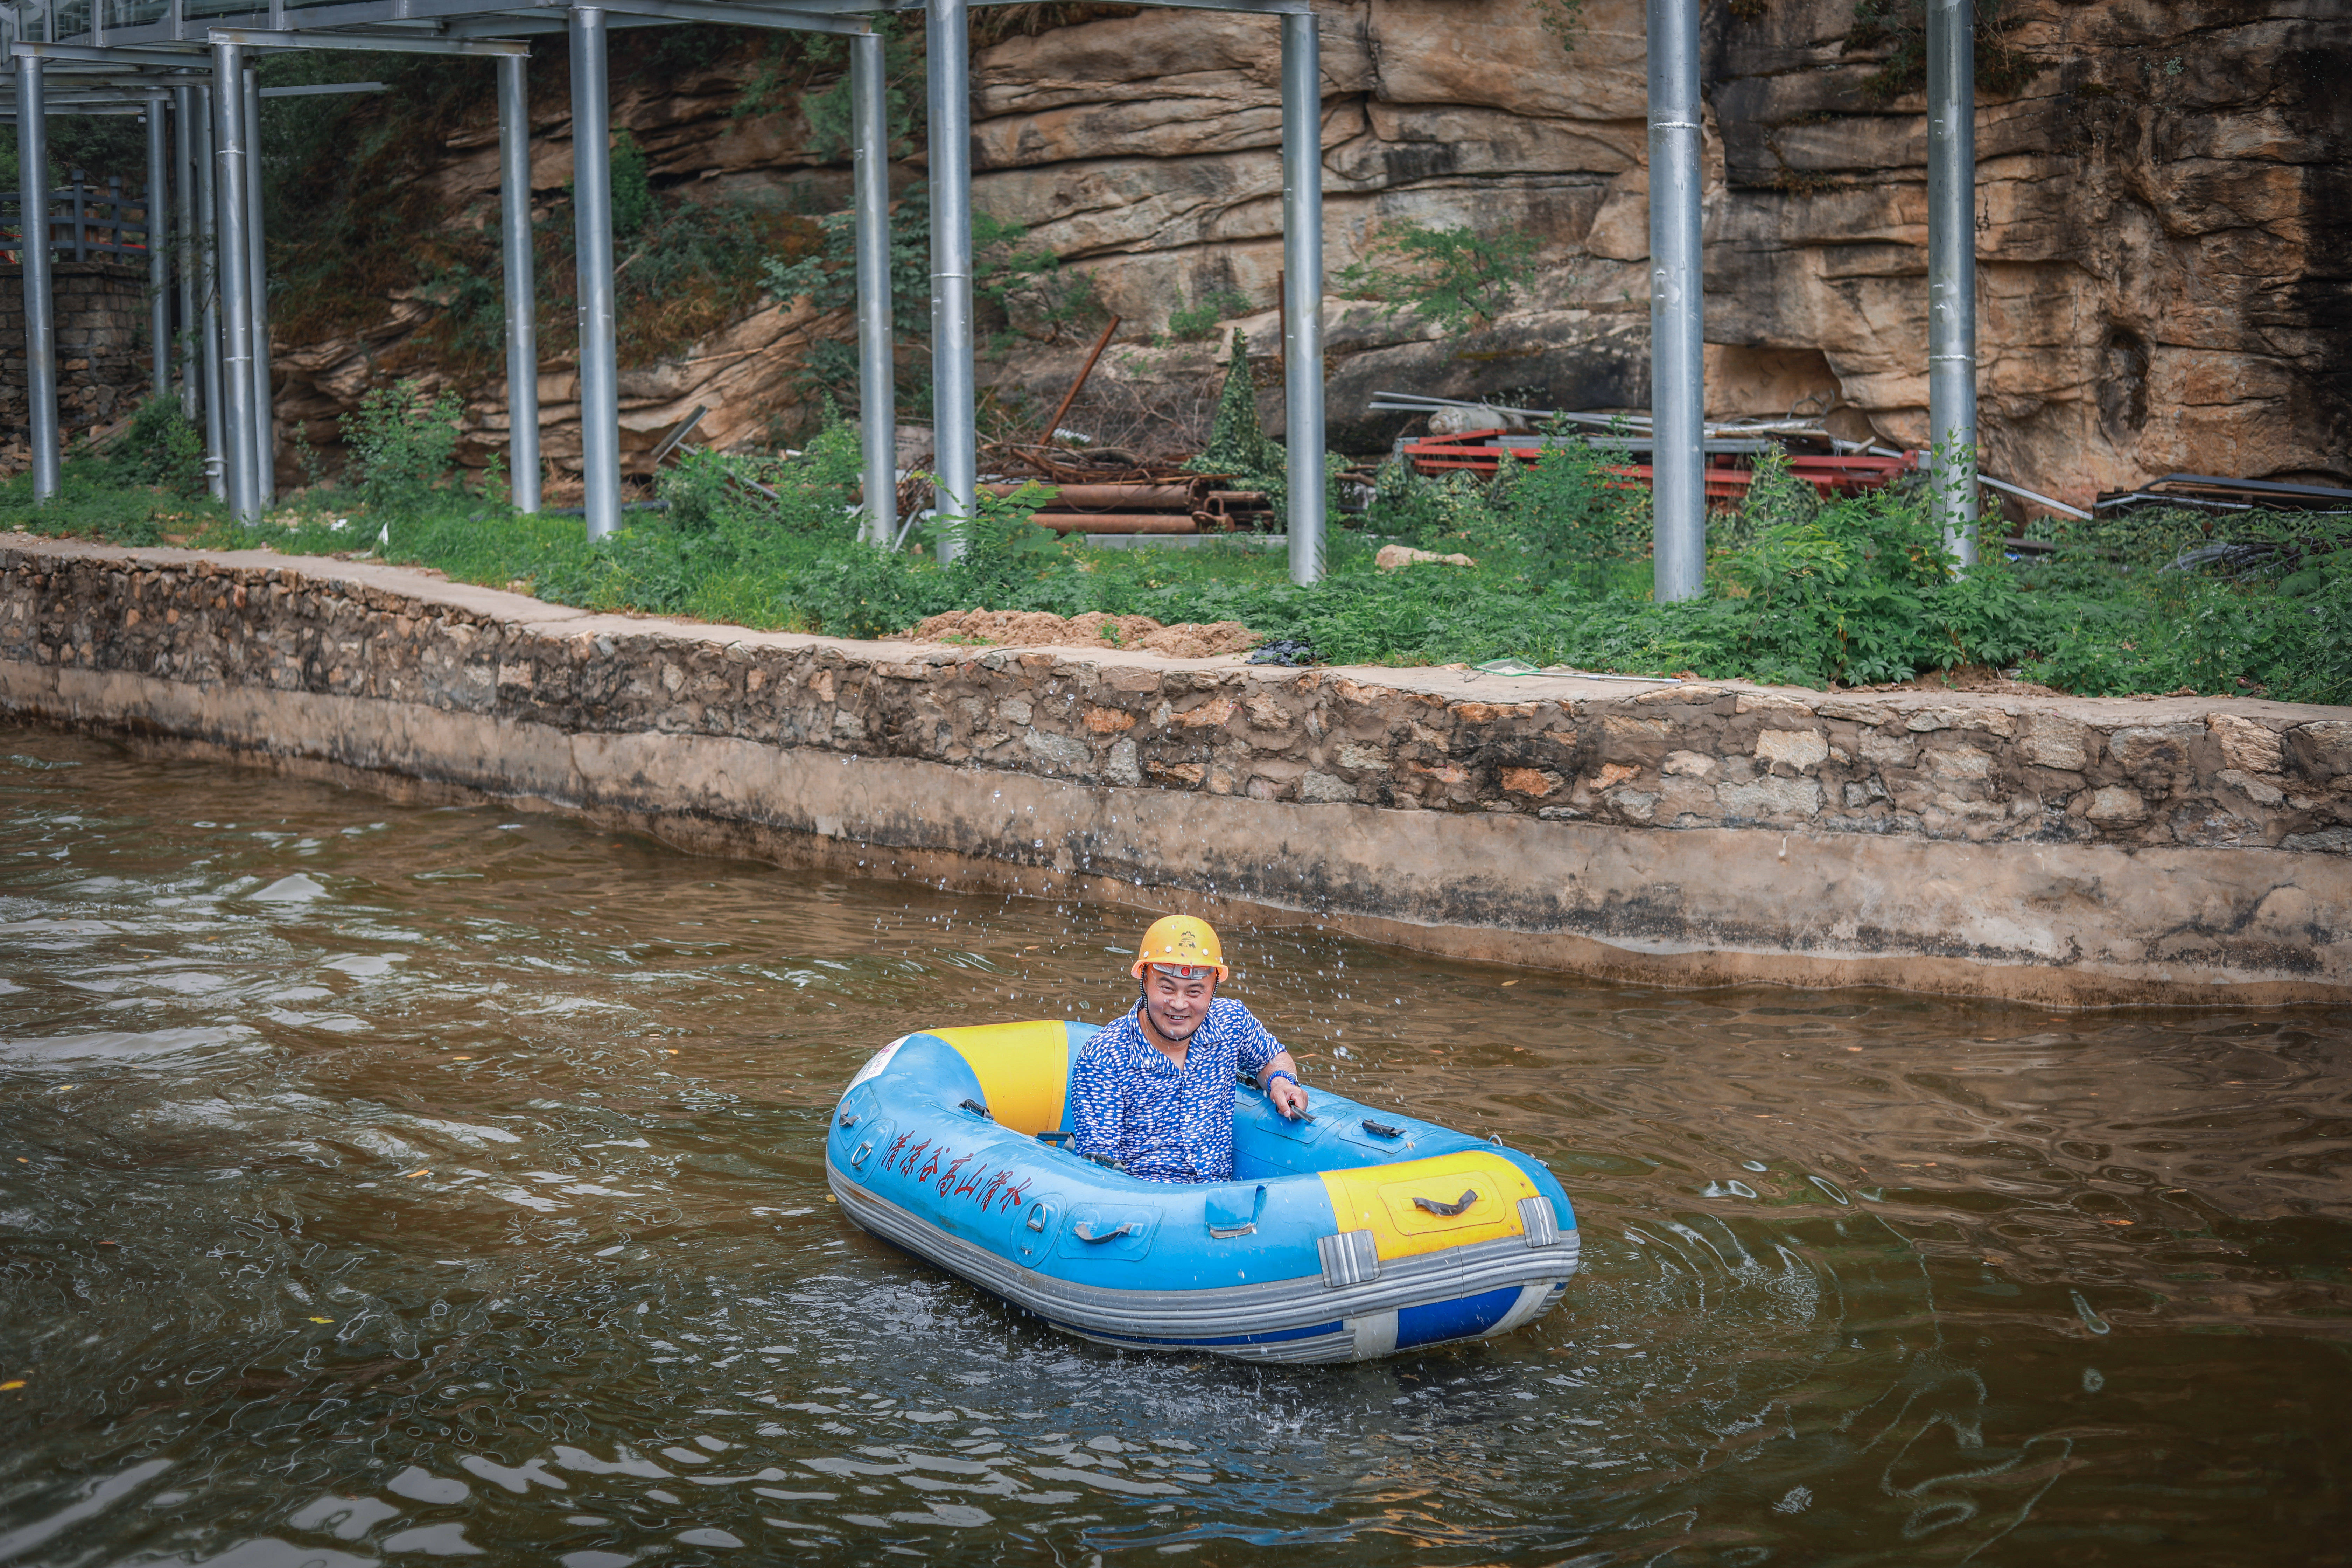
[903,609,1263,660]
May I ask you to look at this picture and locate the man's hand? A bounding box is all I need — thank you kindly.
[1266,1070,1309,1120]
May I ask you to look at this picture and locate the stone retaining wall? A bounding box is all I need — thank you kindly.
[4,532,2348,1006]
[0,263,153,445]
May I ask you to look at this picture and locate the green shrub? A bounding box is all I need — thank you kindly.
[1337,220,1541,334]
[1168,289,1251,342]
[340,379,463,510]
[101,397,207,497]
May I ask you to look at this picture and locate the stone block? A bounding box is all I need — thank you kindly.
[1298,771,1354,803]
[2288,721,2352,779]
[2107,724,2199,776]
[1754,727,1828,772]
[2020,713,2088,771]
[2082,785,2147,823]
[1716,776,1823,819]
[1022,728,1092,773]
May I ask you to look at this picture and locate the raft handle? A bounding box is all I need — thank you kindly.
[1074,1220,1135,1244]
[958,1098,993,1120]
[1361,1119,1403,1138]
[1208,1223,1257,1239]
[1414,1189,1480,1218]
[1035,1130,1073,1147]
[838,1111,859,1128]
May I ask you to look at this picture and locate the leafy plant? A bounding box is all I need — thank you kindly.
[1531,0,1587,54]
[101,397,207,497]
[340,379,463,510]
[1846,0,2036,100]
[1337,220,1541,335]
[1168,289,1251,342]
[609,130,657,241]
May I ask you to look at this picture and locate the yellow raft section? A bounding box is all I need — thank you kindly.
[1320,1153,1545,1260]
[922,1021,1543,1264]
[926,1020,1075,1137]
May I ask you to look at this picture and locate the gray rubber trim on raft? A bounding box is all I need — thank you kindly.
[828,1161,1581,1360]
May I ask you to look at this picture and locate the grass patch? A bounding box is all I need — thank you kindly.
[7,408,2346,706]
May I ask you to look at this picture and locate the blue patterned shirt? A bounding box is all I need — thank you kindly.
[1068,999,1283,1183]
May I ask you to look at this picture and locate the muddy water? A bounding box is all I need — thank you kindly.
[2,720,2349,1567]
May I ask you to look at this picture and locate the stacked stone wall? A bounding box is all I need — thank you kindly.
[0,262,153,449]
[6,541,2345,855]
[3,533,2347,1004]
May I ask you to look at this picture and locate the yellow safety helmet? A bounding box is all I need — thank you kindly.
[1130,915,1229,982]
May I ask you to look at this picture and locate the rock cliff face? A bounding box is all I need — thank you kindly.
[271,0,2350,504]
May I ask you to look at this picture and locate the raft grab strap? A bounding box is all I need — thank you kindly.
[1361,1119,1402,1138]
[958,1098,992,1119]
[1317,1229,1381,1288]
[1414,1189,1480,1218]
[838,1111,859,1127]
[1074,1221,1135,1243]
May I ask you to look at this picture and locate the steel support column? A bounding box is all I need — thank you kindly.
[496,51,540,512]
[16,54,59,500]
[1279,10,1324,586]
[850,29,894,547]
[211,40,258,520]
[1927,0,1977,564]
[925,0,973,564]
[241,64,272,505]
[173,83,198,419]
[145,90,169,402]
[192,84,225,498]
[1646,0,1705,602]
[569,5,620,541]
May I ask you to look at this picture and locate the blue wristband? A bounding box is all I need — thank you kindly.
[1266,1070,1300,1091]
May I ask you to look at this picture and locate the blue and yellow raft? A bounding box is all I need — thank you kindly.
[826,1021,1580,1363]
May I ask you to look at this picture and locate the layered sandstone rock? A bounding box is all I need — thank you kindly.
[261,0,2348,506]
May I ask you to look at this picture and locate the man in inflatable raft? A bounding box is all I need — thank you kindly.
[1068,916,1312,1182]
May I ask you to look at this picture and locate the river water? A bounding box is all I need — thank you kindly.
[2,719,2349,1567]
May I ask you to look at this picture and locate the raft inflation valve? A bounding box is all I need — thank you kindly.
[1318,1230,1381,1288]
[1518,1196,1563,1248]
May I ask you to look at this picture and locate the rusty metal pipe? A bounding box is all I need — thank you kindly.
[1029,513,1200,534]
[984,483,1199,509]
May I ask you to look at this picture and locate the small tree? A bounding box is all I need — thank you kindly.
[1338,220,1541,335]
[340,379,463,510]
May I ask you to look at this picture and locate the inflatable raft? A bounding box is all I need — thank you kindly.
[826,1020,1580,1363]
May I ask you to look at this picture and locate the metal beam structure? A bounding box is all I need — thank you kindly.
[211,37,260,519]
[242,63,273,505]
[7,0,1311,558]
[17,52,59,500]
[496,50,539,512]
[173,82,197,418]
[1646,0,1704,603]
[146,88,169,401]
[570,4,622,541]
[925,0,973,564]
[1279,9,1322,585]
[194,81,226,498]
[1927,0,1977,564]
[849,27,893,546]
